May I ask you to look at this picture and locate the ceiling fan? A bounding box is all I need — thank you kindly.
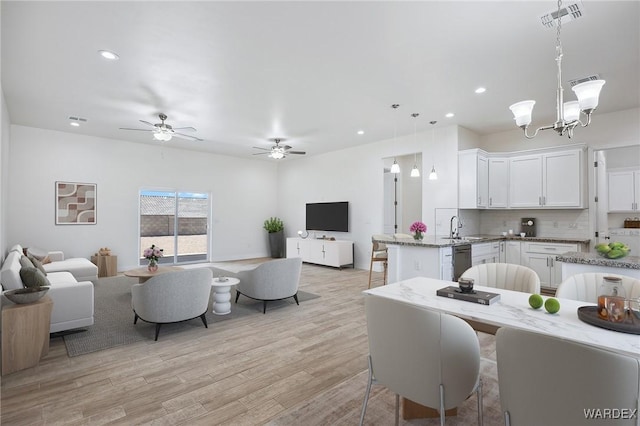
[253,138,306,159]
[120,113,203,142]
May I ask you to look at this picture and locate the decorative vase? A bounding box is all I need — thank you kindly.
[148,259,158,272]
[413,231,423,241]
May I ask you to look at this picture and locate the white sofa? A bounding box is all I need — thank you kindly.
[1,245,95,333]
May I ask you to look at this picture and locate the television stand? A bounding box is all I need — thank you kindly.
[286,238,353,269]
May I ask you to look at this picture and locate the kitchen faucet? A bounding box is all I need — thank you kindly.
[450,215,462,239]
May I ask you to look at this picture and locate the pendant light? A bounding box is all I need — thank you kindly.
[410,113,420,177]
[428,121,438,180]
[390,104,400,174]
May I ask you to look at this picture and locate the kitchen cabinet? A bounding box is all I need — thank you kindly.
[440,247,453,282]
[499,241,506,263]
[286,238,353,268]
[488,157,509,208]
[471,242,500,266]
[505,241,522,265]
[459,150,488,209]
[509,149,584,209]
[521,242,578,289]
[608,170,640,212]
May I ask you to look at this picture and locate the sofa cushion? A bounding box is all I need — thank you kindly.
[9,244,23,254]
[43,258,98,279]
[20,267,51,288]
[45,271,77,285]
[28,255,47,275]
[1,251,24,290]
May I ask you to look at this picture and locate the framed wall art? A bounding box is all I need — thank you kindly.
[55,181,97,225]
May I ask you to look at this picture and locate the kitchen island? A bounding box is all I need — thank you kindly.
[557,251,640,280]
[374,234,590,285]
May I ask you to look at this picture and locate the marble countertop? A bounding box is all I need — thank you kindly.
[364,277,640,357]
[556,251,640,270]
[373,234,590,248]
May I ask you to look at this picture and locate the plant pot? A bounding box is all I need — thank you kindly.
[268,230,285,258]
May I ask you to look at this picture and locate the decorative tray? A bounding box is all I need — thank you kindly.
[577,306,640,335]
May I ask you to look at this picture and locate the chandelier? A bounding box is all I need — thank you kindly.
[509,0,605,139]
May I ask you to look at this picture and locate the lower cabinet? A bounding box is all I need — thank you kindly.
[471,242,501,266]
[520,242,579,289]
[286,238,353,268]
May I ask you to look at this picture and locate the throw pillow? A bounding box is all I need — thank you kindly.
[19,266,50,288]
[26,247,52,264]
[19,255,35,269]
[27,255,47,275]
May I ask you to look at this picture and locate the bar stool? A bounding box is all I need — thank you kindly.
[368,235,388,289]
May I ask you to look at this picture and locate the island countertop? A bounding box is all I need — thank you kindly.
[556,251,640,270]
[373,234,590,248]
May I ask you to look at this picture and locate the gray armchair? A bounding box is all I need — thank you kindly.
[235,257,302,313]
[131,268,213,340]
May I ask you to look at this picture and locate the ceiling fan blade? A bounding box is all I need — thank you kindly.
[287,151,306,155]
[172,132,203,142]
[252,146,272,151]
[253,152,271,156]
[139,120,157,127]
[282,145,293,150]
[172,126,197,132]
[119,127,153,132]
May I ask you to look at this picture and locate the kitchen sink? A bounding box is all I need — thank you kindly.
[440,236,486,241]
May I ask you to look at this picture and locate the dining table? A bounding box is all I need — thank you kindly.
[363,276,640,357]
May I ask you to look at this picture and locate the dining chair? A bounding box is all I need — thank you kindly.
[556,272,640,302]
[368,235,388,289]
[496,327,640,426]
[360,296,483,426]
[460,263,540,294]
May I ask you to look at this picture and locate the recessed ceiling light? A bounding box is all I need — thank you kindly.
[475,87,486,94]
[445,112,455,118]
[357,130,364,135]
[98,50,119,60]
[69,122,80,127]
[68,116,87,127]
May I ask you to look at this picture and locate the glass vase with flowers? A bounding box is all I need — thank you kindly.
[143,244,163,272]
[409,221,427,241]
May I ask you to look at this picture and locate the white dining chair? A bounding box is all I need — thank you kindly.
[556,272,640,302]
[460,263,540,294]
[496,327,640,426]
[360,296,483,426]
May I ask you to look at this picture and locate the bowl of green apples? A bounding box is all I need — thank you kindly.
[595,242,630,259]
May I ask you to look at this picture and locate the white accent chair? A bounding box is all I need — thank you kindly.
[556,272,640,302]
[360,296,483,426]
[368,235,388,289]
[131,268,212,341]
[496,327,640,426]
[460,263,540,294]
[234,257,302,314]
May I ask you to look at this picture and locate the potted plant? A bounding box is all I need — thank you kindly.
[264,217,285,258]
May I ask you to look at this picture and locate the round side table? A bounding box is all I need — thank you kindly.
[211,277,240,315]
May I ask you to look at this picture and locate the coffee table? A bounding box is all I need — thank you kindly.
[211,277,239,315]
[124,266,183,283]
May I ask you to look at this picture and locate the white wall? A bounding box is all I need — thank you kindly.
[7,125,279,270]
[277,125,459,269]
[0,92,8,259]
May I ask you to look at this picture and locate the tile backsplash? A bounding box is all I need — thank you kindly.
[459,209,590,239]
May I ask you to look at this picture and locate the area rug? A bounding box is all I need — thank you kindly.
[61,275,319,357]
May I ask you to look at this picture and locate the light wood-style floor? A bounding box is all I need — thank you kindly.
[0,263,501,425]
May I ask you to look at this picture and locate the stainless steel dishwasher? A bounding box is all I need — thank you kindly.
[452,244,472,282]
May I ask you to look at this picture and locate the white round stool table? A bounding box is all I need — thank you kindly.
[211,277,239,315]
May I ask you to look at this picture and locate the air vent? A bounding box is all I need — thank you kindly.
[568,74,601,87]
[68,116,88,122]
[540,1,584,28]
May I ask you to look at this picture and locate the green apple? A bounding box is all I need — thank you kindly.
[529,294,544,309]
[544,298,560,314]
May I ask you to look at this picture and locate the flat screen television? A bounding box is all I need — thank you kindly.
[306,202,349,232]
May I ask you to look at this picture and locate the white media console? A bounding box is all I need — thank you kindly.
[286,238,354,269]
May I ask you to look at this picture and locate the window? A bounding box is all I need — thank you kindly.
[139,190,210,265]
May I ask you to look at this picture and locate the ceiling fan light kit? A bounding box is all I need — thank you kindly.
[120,113,203,142]
[509,0,604,139]
[252,138,306,159]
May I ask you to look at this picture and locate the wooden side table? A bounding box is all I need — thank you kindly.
[2,296,53,375]
[91,255,118,277]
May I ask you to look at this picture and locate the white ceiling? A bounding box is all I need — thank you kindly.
[2,1,639,159]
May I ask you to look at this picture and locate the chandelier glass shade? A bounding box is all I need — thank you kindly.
[509,0,605,139]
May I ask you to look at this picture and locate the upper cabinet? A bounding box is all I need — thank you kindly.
[608,170,640,212]
[459,146,586,210]
[459,150,488,209]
